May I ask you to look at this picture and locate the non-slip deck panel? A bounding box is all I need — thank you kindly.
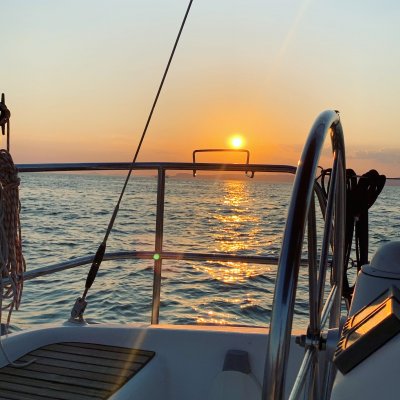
[0,342,155,400]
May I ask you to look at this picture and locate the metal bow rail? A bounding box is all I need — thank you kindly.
[16,161,297,324]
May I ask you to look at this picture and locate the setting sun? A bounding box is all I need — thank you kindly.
[229,135,245,149]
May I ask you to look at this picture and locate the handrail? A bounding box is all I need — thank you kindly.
[17,161,296,174]
[1,251,292,286]
[192,149,253,177]
[193,149,251,163]
[15,161,297,324]
[262,110,345,399]
[1,250,315,286]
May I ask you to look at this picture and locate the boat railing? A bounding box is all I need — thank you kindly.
[192,149,253,177]
[16,161,297,324]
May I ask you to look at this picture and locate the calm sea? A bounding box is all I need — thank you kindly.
[8,173,400,330]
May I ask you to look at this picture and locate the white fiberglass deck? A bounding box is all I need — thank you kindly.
[0,323,305,400]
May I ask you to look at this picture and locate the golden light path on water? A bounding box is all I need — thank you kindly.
[193,180,277,325]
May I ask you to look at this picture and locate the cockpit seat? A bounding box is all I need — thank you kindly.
[208,349,261,400]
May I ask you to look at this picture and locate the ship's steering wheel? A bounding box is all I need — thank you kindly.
[263,110,346,400]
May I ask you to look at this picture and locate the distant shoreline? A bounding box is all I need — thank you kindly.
[18,170,400,186]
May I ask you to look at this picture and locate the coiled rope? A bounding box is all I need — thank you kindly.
[0,149,25,329]
[0,149,34,367]
[0,97,35,367]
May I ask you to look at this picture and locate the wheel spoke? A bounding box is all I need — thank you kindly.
[308,192,319,333]
[320,284,337,331]
[329,156,346,327]
[288,347,315,400]
[321,359,337,400]
[316,157,338,316]
[304,351,320,400]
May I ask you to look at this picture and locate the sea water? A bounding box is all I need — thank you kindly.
[8,173,400,330]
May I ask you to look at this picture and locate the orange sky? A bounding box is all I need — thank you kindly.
[2,0,400,177]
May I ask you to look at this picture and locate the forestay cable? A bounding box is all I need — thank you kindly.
[70,0,195,321]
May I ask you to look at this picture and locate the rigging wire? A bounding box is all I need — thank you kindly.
[71,0,195,320]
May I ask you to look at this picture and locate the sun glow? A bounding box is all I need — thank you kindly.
[229,135,245,149]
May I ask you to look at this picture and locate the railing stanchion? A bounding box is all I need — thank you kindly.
[151,167,166,324]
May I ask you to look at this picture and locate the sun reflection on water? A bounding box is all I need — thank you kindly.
[195,180,268,284]
[193,292,265,325]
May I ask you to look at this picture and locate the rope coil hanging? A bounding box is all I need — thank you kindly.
[0,149,25,329]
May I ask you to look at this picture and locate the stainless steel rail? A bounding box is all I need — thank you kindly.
[17,162,296,174]
[8,252,286,284]
[192,149,253,177]
[16,161,297,324]
[2,250,311,285]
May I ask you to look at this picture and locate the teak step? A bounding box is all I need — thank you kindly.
[0,342,155,400]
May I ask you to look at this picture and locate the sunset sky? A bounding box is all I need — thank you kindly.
[2,0,400,176]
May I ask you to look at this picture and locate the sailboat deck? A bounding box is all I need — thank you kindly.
[0,342,155,400]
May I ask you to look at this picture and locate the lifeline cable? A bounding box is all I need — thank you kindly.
[70,0,195,320]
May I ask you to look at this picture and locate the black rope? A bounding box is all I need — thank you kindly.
[316,168,386,304]
[342,169,358,300]
[320,168,386,304]
[71,0,195,319]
